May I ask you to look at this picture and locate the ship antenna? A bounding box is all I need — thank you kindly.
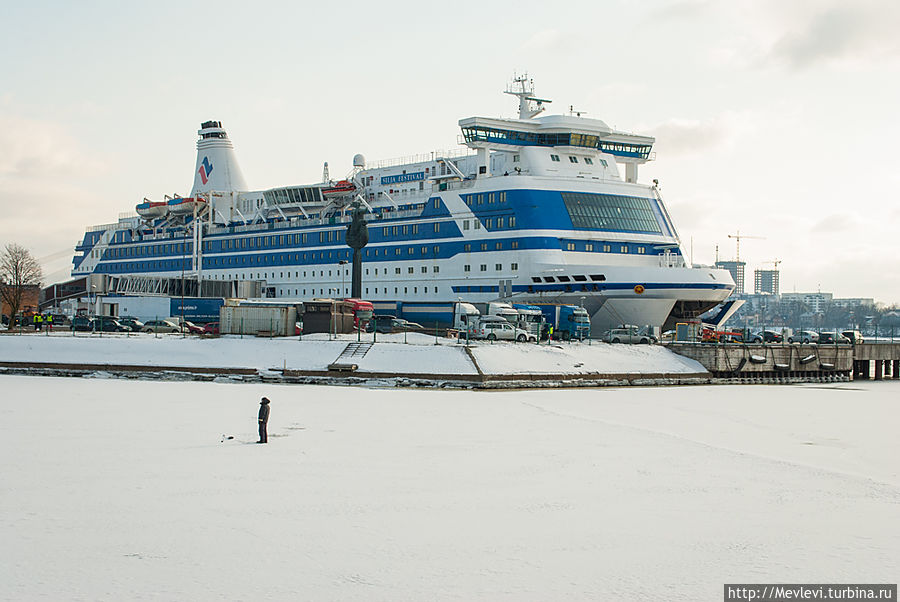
[504,72,552,119]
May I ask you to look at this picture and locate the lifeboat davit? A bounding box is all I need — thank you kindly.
[167,197,207,215]
[136,201,169,219]
[322,180,357,198]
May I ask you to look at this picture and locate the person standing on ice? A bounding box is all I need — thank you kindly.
[257,397,271,443]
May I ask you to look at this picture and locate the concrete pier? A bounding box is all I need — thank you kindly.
[668,342,900,382]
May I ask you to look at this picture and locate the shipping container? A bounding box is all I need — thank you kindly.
[219,304,297,336]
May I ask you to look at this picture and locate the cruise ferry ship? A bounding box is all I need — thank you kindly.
[72,76,735,332]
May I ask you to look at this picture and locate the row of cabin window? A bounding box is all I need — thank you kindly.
[462,263,519,272]
[109,243,190,258]
[464,191,508,206]
[462,215,516,230]
[205,265,443,281]
[277,286,442,297]
[564,242,647,254]
[464,241,520,252]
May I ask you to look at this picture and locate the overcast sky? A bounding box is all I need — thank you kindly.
[2,0,899,302]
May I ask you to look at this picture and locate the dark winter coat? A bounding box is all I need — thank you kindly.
[258,401,270,424]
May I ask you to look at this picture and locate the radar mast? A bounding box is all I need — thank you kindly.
[504,73,552,120]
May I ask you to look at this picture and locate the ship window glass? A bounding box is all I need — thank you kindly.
[497,217,504,229]
[561,192,662,233]
[463,220,469,230]
[584,157,594,165]
[395,268,401,274]
[434,222,440,232]
[395,249,401,255]
[557,276,571,282]
[566,243,575,251]
[421,246,427,254]
[573,275,587,281]
[480,243,488,251]
[569,156,578,163]
[474,221,480,230]
[408,247,414,255]
[488,193,495,203]
[495,264,502,271]
[480,264,487,271]
[464,244,471,252]
[603,245,610,252]
[433,266,439,273]
[495,242,502,250]
[383,227,389,236]
[402,225,408,235]
[513,155,519,162]
[408,267,414,274]
[485,218,493,229]
[550,154,560,162]
[511,241,518,249]
[543,277,555,282]
[421,266,427,273]
[412,224,418,234]
[586,243,593,251]
[590,274,606,281]
[637,246,645,254]
[464,265,471,272]
[511,263,518,271]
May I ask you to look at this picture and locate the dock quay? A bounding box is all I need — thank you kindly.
[668,342,900,382]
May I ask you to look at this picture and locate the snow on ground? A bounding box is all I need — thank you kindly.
[0,332,705,376]
[1,376,897,601]
[470,340,705,375]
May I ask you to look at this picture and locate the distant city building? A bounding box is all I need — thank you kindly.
[781,292,833,313]
[715,260,746,295]
[753,269,780,295]
[832,297,875,308]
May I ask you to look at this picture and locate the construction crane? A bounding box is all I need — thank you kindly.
[764,258,782,271]
[727,230,766,262]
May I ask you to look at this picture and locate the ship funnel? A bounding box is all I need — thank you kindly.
[190,120,249,196]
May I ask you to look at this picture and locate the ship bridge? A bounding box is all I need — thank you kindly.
[459,115,654,183]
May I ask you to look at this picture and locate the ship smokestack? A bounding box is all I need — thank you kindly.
[190,120,249,196]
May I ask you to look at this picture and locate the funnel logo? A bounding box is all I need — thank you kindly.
[198,157,214,185]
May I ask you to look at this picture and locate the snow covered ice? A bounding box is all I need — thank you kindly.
[1,375,898,600]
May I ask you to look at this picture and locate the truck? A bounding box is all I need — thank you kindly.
[511,303,546,339]
[372,300,479,333]
[96,295,224,324]
[471,302,520,326]
[531,303,591,340]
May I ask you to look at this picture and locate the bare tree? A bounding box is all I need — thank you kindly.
[1,243,43,328]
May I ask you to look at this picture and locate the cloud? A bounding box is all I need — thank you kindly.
[521,29,576,53]
[811,213,861,234]
[646,111,754,157]
[766,1,900,69]
[0,114,104,178]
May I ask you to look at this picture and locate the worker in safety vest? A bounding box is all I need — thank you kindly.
[46,314,53,331]
[34,313,42,331]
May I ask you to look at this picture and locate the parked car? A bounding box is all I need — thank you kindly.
[788,330,819,344]
[92,316,129,332]
[117,316,144,332]
[70,315,94,331]
[141,319,180,333]
[367,315,425,334]
[602,325,654,344]
[171,319,204,334]
[817,332,850,344]
[202,322,220,335]
[841,330,864,344]
[750,330,783,343]
[470,317,532,342]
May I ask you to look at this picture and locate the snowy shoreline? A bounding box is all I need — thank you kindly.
[0,331,710,388]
